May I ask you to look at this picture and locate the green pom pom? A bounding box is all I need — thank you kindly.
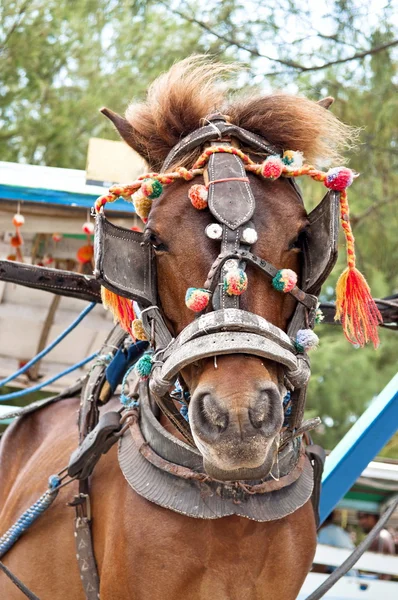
[135,353,153,378]
[142,178,163,199]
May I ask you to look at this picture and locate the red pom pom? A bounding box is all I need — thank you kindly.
[260,156,283,180]
[52,233,63,242]
[325,167,355,191]
[188,184,208,210]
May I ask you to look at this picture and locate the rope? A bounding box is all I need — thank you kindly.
[0,302,96,387]
[0,353,97,402]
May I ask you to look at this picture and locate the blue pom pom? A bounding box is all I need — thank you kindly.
[135,353,153,378]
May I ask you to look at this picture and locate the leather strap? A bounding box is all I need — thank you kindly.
[0,260,101,303]
[162,116,280,170]
[74,516,100,600]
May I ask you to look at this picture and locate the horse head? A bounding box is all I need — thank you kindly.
[97,57,373,482]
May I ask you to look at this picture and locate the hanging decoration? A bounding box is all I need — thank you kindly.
[8,207,25,262]
[94,145,382,348]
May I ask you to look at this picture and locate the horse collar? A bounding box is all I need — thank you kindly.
[118,381,314,522]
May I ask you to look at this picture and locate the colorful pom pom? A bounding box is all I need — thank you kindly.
[185,287,211,312]
[260,156,283,180]
[223,268,248,296]
[76,244,94,264]
[135,354,153,379]
[141,178,163,199]
[133,191,152,220]
[282,150,303,171]
[188,184,208,210]
[205,223,223,240]
[272,269,298,293]
[324,167,355,191]
[12,214,25,227]
[241,227,258,244]
[295,329,319,353]
[82,221,95,235]
[52,233,62,242]
[131,319,148,341]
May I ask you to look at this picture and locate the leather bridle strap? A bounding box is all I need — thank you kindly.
[203,250,318,314]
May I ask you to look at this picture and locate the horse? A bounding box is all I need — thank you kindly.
[0,56,362,599]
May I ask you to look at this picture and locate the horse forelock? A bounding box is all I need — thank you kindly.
[123,55,357,171]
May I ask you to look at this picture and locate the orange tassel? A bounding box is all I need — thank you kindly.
[335,190,382,348]
[101,286,136,337]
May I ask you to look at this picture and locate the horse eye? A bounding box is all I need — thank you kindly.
[146,231,167,252]
[288,227,308,251]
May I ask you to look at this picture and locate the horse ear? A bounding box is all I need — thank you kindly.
[317,97,334,110]
[100,107,144,157]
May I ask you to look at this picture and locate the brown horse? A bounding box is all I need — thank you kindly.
[0,58,355,599]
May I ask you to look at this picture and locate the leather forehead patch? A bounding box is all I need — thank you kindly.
[207,152,255,230]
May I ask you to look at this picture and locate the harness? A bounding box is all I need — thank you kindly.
[0,115,384,599]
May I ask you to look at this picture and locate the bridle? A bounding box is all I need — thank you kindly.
[94,113,340,446]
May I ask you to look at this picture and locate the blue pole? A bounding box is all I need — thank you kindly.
[319,371,398,524]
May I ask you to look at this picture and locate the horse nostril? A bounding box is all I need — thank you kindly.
[249,396,269,429]
[201,393,229,433]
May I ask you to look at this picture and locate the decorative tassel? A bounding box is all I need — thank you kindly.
[335,190,382,348]
[101,286,135,336]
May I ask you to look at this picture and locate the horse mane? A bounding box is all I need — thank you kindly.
[124,56,357,170]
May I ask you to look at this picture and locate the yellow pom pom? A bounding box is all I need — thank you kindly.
[133,192,152,219]
[131,319,148,341]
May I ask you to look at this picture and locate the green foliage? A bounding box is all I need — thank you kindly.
[1,0,397,455]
